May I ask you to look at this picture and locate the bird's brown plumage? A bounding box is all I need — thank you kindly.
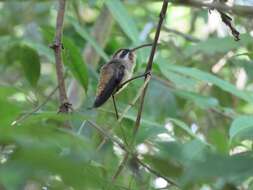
[93,49,136,108]
[93,60,125,107]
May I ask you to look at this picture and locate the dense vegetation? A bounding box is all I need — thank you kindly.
[1,0,253,189]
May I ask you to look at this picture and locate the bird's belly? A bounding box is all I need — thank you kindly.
[116,70,132,94]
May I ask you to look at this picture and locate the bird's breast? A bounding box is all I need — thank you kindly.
[116,63,135,93]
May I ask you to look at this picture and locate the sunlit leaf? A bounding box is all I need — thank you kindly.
[181,152,253,186]
[63,37,89,91]
[23,39,54,62]
[106,0,139,43]
[144,154,183,178]
[160,62,253,103]
[167,118,205,142]
[69,17,109,62]
[174,90,219,109]
[19,45,41,87]
[185,34,253,56]
[5,45,41,87]
[229,116,253,140]
[0,86,21,127]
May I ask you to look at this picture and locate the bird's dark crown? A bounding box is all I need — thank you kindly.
[113,48,127,56]
[113,48,135,62]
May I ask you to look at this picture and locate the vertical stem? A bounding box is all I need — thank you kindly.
[112,0,169,181]
[112,95,119,119]
[133,0,168,136]
[51,0,71,113]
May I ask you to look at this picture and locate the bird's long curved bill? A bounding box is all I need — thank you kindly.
[130,43,153,52]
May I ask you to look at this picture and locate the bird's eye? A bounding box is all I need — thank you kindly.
[119,49,129,58]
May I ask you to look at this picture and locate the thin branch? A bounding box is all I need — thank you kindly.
[12,86,59,126]
[134,0,168,137]
[112,0,169,182]
[172,0,253,17]
[112,95,119,120]
[50,0,71,113]
[96,69,153,150]
[110,76,152,182]
[173,0,241,40]
[118,78,151,122]
[68,5,114,106]
[112,153,129,181]
[96,78,150,151]
[137,159,178,187]
[218,10,240,41]
[111,95,129,146]
[87,120,128,152]
[162,26,201,42]
[86,120,179,187]
[209,108,235,119]
[115,71,150,93]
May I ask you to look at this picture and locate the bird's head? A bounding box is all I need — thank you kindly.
[112,48,136,64]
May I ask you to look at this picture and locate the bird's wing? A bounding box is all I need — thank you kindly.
[93,61,125,108]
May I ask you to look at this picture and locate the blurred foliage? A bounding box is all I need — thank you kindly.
[1,0,253,190]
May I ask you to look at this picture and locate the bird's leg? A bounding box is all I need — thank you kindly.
[111,95,129,147]
[116,71,151,92]
[112,95,119,120]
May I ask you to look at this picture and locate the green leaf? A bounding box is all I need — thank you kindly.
[156,140,208,166]
[0,122,105,189]
[143,140,208,181]
[207,128,229,154]
[160,62,253,103]
[167,118,201,140]
[10,148,103,189]
[174,90,219,109]
[22,39,54,63]
[181,152,253,186]
[152,141,253,186]
[185,34,253,56]
[69,17,109,62]
[144,80,178,119]
[229,116,253,140]
[0,86,20,127]
[231,59,253,81]
[19,45,41,87]
[7,44,41,87]
[101,108,168,143]
[144,154,183,178]
[63,37,89,91]
[0,35,20,51]
[0,165,26,190]
[4,45,22,66]
[164,70,198,91]
[106,0,139,43]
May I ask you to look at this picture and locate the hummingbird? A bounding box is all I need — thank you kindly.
[93,44,152,108]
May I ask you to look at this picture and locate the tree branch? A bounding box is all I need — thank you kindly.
[172,0,253,17]
[86,120,178,187]
[68,5,113,108]
[134,0,168,137]
[95,78,150,151]
[51,0,71,113]
[112,0,169,182]
[152,75,236,120]
[217,10,240,41]
[162,26,201,42]
[12,86,59,126]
